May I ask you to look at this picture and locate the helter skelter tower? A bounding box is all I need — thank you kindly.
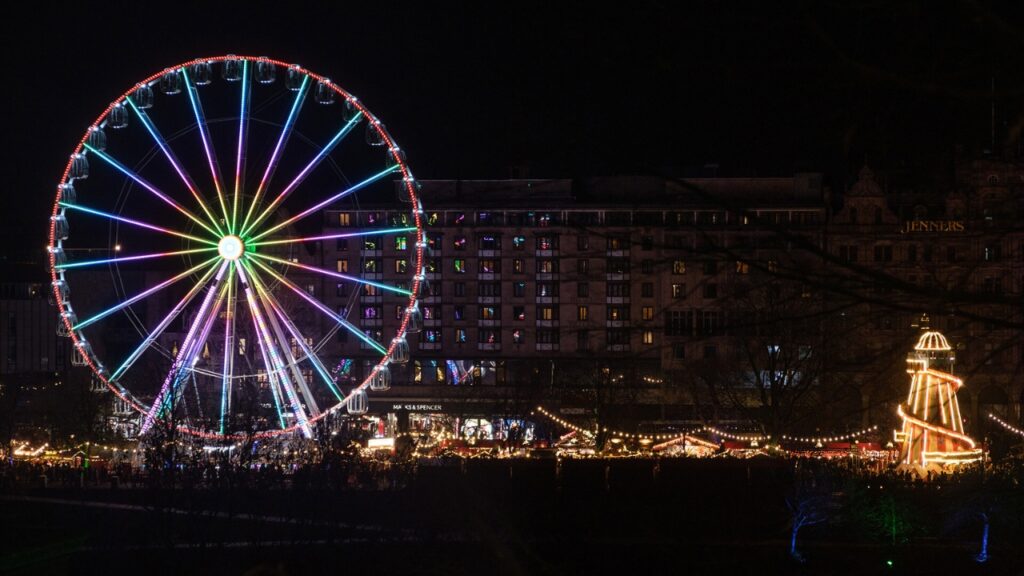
[894,319,982,468]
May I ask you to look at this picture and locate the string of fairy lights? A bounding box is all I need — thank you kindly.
[988,413,1024,438]
[533,406,885,447]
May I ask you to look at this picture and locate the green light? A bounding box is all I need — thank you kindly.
[886,560,893,567]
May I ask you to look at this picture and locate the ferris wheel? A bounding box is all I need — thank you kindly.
[47,55,426,440]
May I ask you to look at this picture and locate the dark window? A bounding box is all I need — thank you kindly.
[577,282,589,297]
[641,283,654,297]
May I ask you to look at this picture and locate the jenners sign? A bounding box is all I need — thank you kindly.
[901,220,965,233]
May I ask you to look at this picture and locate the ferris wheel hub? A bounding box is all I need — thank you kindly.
[217,235,245,261]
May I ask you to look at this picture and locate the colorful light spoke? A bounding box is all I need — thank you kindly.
[237,264,313,438]
[240,75,309,235]
[124,95,224,236]
[50,55,424,439]
[242,112,364,237]
[248,258,388,355]
[56,247,217,270]
[140,261,229,434]
[59,203,217,246]
[181,65,230,228]
[109,262,222,381]
[247,264,343,401]
[74,256,220,331]
[231,61,250,232]
[249,227,416,248]
[247,164,399,242]
[83,143,222,238]
[251,252,412,296]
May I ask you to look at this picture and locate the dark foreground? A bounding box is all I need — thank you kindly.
[2,458,1022,575]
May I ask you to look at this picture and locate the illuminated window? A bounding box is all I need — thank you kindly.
[336,259,348,273]
[537,236,555,250]
[361,306,380,319]
[735,261,749,274]
[513,282,526,297]
[513,306,525,320]
[513,259,524,273]
[453,236,467,250]
[480,306,498,320]
[536,283,558,297]
[363,285,378,296]
[395,259,408,273]
[480,259,500,273]
[363,237,379,250]
[672,284,685,299]
[338,213,352,226]
[537,259,557,273]
[365,259,382,273]
[513,329,523,344]
[513,236,526,249]
[453,259,466,273]
[577,259,589,275]
[607,306,630,321]
[395,306,404,319]
[643,331,654,345]
[642,306,653,321]
[539,306,557,321]
[426,212,440,226]
[424,329,441,343]
[456,329,467,343]
[607,236,627,250]
[577,306,589,321]
[238,337,247,355]
[427,258,440,273]
[454,306,464,320]
[422,306,435,319]
[395,236,407,250]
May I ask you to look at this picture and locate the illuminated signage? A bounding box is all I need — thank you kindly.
[901,220,965,233]
[391,403,444,412]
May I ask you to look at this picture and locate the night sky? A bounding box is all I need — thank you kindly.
[5,1,1024,266]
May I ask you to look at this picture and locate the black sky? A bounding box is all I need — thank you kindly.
[6,1,1024,251]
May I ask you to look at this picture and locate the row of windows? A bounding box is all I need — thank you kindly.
[372,328,659,347]
[354,304,662,322]
[838,244,1011,263]
[333,210,822,229]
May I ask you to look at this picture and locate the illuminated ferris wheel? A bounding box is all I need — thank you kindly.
[47,56,425,440]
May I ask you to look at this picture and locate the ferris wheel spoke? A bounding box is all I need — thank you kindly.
[254,276,322,417]
[236,264,313,437]
[55,247,217,270]
[246,262,342,402]
[241,112,364,237]
[109,262,224,382]
[247,164,399,243]
[219,264,237,435]
[59,202,219,246]
[124,95,224,236]
[82,144,223,239]
[140,261,230,434]
[250,252,412,296]
[181,66,231,229]
[239,75,310,235]
[230,61,252,233]
[249,227,416,248]
[74,255,221,331]
[248,258,388,355]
